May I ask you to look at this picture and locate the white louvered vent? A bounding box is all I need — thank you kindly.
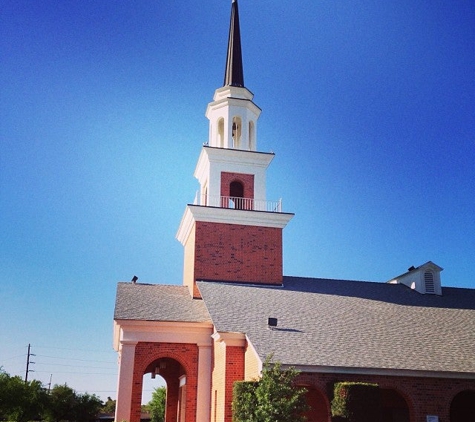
[424,271,435,294]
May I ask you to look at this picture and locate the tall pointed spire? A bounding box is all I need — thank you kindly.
[224,0,244,87]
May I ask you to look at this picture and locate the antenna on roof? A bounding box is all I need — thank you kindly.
[131,275,138,283]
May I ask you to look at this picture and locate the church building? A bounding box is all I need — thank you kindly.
[113,1,475,421]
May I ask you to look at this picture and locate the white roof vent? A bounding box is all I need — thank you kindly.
[387,261,443,295]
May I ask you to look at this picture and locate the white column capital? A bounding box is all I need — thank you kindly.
[197,342,212,349]
[212,331,246,347]
[120,340,138,347]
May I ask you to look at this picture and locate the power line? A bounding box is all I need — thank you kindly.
[35,362,116,370]
[1,353,27,361]
[33,345,115,354]
[35,354,116,365]
[34,370,117,376]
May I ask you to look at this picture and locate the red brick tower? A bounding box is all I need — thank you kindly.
[176,0,293,298]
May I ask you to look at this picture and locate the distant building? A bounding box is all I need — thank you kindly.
[113,1,475,421]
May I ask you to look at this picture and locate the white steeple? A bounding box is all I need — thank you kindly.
[195,0,269,209]
[176,0,293,297]
[205,0,261,151]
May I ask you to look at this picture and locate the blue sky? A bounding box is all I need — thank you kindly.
[1,0,474,403]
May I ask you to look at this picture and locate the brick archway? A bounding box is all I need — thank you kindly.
[381,388,410,422]
[302,385,330,422]
[131,342,199,422]
[450,390,475,422]
[143,358,187,422]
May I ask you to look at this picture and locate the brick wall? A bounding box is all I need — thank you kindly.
[224,346,245,422]
[194,221,283,286]
[295,371,475,422]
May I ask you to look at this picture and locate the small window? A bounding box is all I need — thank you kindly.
[424,271,435,294]
[230,181,244,209]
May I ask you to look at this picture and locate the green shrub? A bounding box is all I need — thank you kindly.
[232,381,258,422]
[331,382,382,422]
[232,356,308,422]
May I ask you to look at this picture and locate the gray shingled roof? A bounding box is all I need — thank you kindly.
[114,282,210,323]
[197,277,475,374]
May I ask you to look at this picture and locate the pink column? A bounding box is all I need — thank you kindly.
[115,340,137,422]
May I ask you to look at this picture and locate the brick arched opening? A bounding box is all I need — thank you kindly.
[301,385,330,422]
[220,172,254,209]
[143,357,187,422]
[230,181,245,209]
[450,390,475,422]
[381,388,410,422]
[131,342,199,422]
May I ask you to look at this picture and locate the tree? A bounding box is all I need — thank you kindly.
[149,386,166,422]
[0,369,102,422]
[44,384,102,422]
[232,380,258,422]
[0,369,48,422]
[44,384,77,421]
[0,369,12,419]
[102,396,116,413]
[233,356,308,422]
[72,392,103,422]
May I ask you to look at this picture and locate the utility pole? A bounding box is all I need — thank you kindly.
[24,343,35,382]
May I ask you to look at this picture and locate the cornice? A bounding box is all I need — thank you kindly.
[206,96,262,117]
[115,319,214,346]
[194,146,274,185]
[176,204,294,245]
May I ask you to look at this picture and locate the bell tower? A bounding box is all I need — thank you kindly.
[206,0,259,152]
[177,0,294,298]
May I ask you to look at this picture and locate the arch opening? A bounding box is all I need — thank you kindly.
[143,357,187,422]
[450,390,475,422]
[142,373,166,418]
[229,181,245,209]
[381,389,410,422]
[301,386,329,422]
[249,121,255,151]
[232,116,242,148]
[217,118,224,148]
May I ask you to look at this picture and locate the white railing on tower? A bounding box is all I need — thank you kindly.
[193,193,282,212]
